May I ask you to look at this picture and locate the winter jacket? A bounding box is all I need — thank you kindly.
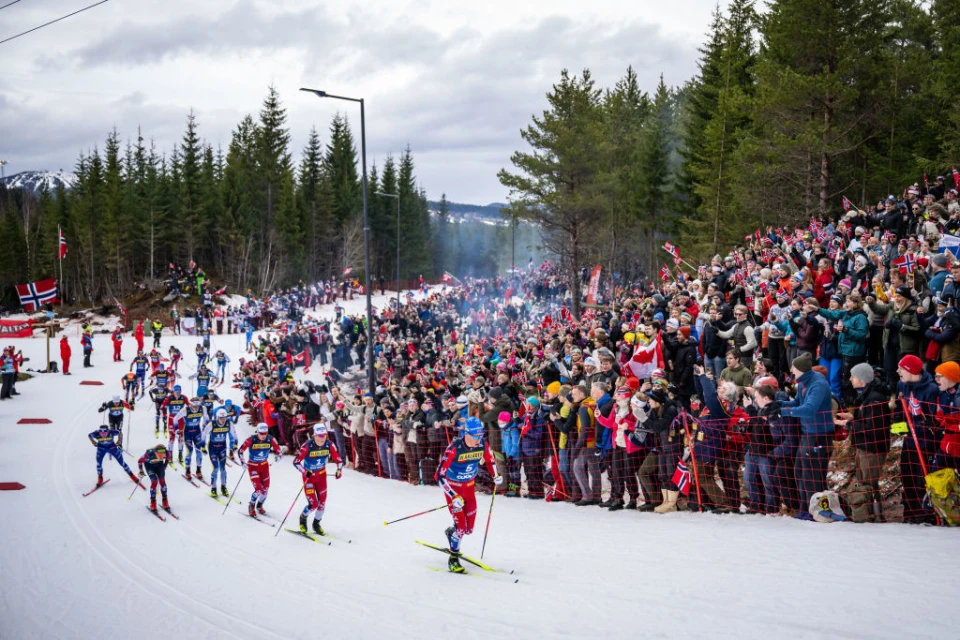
[520,407,546,457]
[896,372,941,450]
[780,369,834,436]
[690,375,730,464]
[639,400,680,451]
[672,340,698,396]
[849,380,891,454]
[744,401,782,456]
[925,308,960,364]
[60,338,71,359]
[789,313,824,353]
[867,300,921,355]
[816,308,868,358]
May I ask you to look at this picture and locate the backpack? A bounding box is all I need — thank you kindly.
[925,468,960,526]
[810,490,847,522]
[846,481,874,523]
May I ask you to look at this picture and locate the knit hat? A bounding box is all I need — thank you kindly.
[792,352,814,374]
[932,253,950,269]
[755,375,779,390]
[897,354,924,376]
[498,411,511,423]
[546,381,561,395]
[936,361,960,384]
[647,389,668,404]
[678,326,691,339]
[838,279,852,290]
[666,318,680,330]
[625,377,641,391]
[850,362,875,385]
[526,396,541,408]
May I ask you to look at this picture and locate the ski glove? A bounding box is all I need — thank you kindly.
[138,469,146,477]
[304,470,313,479]
[201,446,207,454]
[451,495,464,511]
[493,474,504,486]
[335,464,343,480]
[274,454,282,463]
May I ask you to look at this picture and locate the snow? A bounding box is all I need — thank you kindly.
[2,290,958,639]
[1,169,77,194]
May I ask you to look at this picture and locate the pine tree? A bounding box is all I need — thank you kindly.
[179,111,203,263]
[635,75,673,275]
[325,113,361,225]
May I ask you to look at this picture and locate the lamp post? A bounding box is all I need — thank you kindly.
[300,87,375,396]
[376,191,401,315]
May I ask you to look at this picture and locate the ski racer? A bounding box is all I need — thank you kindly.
[202,407,237,498]
[238,423,282,516]
[98,395,133,430]
[88,423,138,486]
[138,443,171,513]
[173,396,208,478]
[293,424,343,536]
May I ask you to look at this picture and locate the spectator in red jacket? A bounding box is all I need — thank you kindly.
[60,335,71,375]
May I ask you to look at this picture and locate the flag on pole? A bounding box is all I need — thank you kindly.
[58,227,68,260]
[659,265,671,281]
[841,196,854,212]
[114,297,127,315]
[893,253,916,275]
[671,460,691,496]
[342,267,353,276]
[15,278,60,311]
[663,242,680,259]
[908,393,923,417]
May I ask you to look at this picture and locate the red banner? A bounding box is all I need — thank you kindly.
[0,318,34,338]
[586,265,602,304]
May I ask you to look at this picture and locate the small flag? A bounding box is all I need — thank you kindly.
[671,460,691,496]
[908,393,922,417]
[923,173,929,190]
[841,196,854,212]
[659,265,671,281]
[114,297,127,316]
[213,286,227,296]
[893,253,916,275]
[954,167,960,189]
[58,227,68,260]
[663,242,680,259]
[673,255,683,266]
[15,278,60,311]
[342,267,353,276]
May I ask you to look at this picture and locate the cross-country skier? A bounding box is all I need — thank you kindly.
[214,350,230,383]
[238,423,282,516]
[149,384,170,437]
[435,416,502,573]
[243,322,254,352]
[160,385,188,454]
[98,395,133,431]
[138,443,171,513]
[221,398,242,461]
[189,363,217,397]
[149,363,174,392]
[173,396,208,478]
[202,407,237,498]
[121,372,140,406]
[88,423,139,486]
[168,345,182,373]
[293,424,343,536]
[111,326,124,362]
[195,343,208,369]
[148,348,162,374]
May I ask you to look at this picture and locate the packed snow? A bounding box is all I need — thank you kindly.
[2,290,958,640]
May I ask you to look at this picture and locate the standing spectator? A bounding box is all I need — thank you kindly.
[780,353,834,520]
[0,346,15,400]
[570,385,601,505]
[816,291,869,403]
[60,335,71,376]
[894,354,940,524]
[82,327,94,368]
[519,397,546,499]
[134,319,145,353]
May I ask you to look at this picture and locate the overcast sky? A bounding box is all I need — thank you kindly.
[1,0,727,204]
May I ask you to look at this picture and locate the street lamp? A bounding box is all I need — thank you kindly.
[300,87,375,396]
[376,191,401,316]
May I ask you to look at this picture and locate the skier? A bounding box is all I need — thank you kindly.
[202,406,237,498]
[293,424,343,536]
[214,350,230,384]
[149,363,174,391]
[243,322,254,352]
[189,364,217,397]
[173,396,207,476]
[221,398,242,459]
[88,423,138,486]
[435,416,502,573]
[168,345,182,373]
[60,335,71,376]
[138,443,171,513]
[237,423,282,516]
[199,388,222,424]
[131,350,149,395]
[195,343,209,370]
[148,348,162,374]
[121,372,140,406]
[111,326,124,362]
[98,395,133,431]
[160,385,188,452]
[149,384,170,437]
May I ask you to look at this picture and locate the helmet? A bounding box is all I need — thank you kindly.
[112,395,121,402]
[464,416,484,438]
[256,423,269,434]
[313,424,328,436]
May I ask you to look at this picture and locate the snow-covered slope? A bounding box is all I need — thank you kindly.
[1,290,957,639]
[1,170,77,195]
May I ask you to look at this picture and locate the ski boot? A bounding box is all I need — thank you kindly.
[149,497,158,512]
[130,400,136,410]
[312,519,324,536]
[220,485,229,497]
[161,495,170,510]
[178,452,184,465]
[155,428,160,438]
[195,467,203,481]
[128,472,139,484]
[97,474,105,486]
[448,552,465,574]
[257,502,266,516]
[299,513,308,534]
[209,486,218,499]
[248,503,257,517]
[184,468,192,480]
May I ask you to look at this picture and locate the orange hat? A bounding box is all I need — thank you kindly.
[935,361,960,385]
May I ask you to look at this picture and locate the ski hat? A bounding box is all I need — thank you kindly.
[256,423,269,434]
[215,407,227,420]
[755,376,779,390]
[546,381,561,395]
[936,361,960,385]
[313,424,328,436]
[850,363,874,385]
[174,385,182,392]
[498,411,511,424]
[792,352,814,374]
[898,354,923,376]
[112,395,121,402]
[464,416,484,437]
[666,318,680,330]
[456,395,469,407]
[526,397,540,408]
[225,399,233,407]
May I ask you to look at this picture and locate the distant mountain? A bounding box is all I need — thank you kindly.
[1,170,77,195]
[427,200,508,221]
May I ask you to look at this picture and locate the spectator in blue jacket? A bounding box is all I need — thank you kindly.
[780,353,834,520]
[520,397,546,499]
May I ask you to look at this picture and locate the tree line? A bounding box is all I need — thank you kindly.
[500,0,960,307]
[0,87,530,308]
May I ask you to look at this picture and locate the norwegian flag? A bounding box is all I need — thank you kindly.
[58,227,68,260]
[954,167,960,189]
[342,267,353,276]
[671,460,691,496]
[814,228,827,243]
[784,233,795,244]
[893,253,916,275]
[673,255,683,266]
[841,196,854,212]
[293,349,311,373]
[213,285,227,296]
[659,265,671,281]
[114,297,127,316]
[754,229,762,242]
[908,393,923,417]
[15,278,59,311]
[923,173,929,190]
[663,242,680,259]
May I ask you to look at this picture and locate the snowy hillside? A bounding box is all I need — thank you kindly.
[1,170,77,195]
[1,290,958,639]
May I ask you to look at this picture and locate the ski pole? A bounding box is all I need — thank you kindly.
[273,484,305,537]
[480,486,496,559]
[382,504,448,526]
[222,462,247,515]
[127,473,144,500]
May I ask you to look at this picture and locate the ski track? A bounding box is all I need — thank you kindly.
[3,288,960,639]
